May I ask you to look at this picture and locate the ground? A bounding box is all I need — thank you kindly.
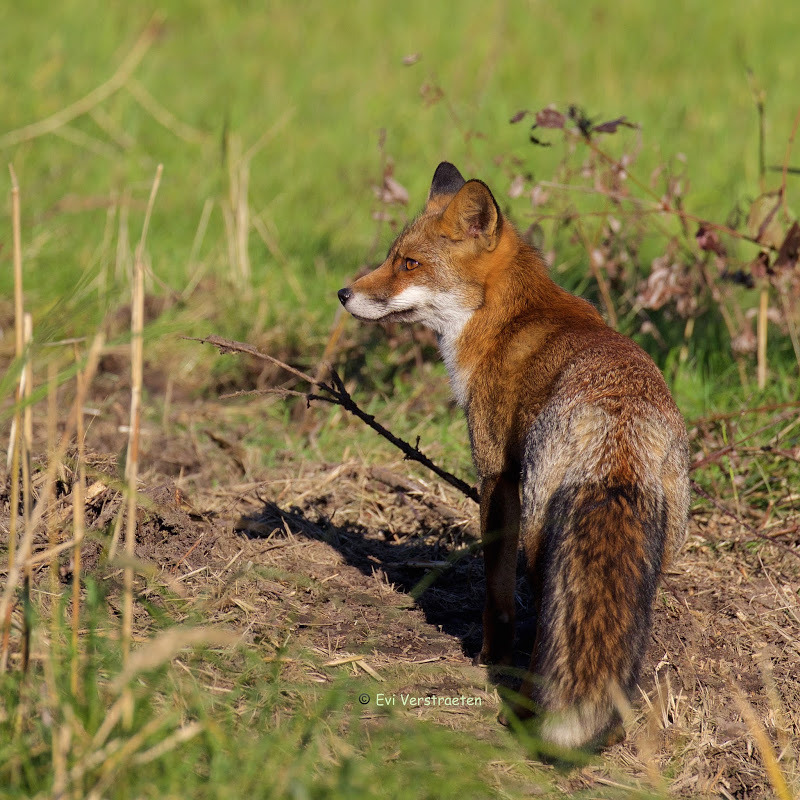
[2,352,799,798]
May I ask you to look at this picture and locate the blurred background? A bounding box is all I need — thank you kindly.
[1,1,797,366]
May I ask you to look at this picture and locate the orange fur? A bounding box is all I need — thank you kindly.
[338,162,689,750]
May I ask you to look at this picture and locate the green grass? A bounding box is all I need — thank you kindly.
[2,3,800,797]
[1,0,798,345]
[0,580,540,800]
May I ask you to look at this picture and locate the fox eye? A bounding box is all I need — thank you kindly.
[404,258,420,271]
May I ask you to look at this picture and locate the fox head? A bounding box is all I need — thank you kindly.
[337,162,505,340]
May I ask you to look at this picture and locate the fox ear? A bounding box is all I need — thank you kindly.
[427,162,466,204]
[442,180,501,248]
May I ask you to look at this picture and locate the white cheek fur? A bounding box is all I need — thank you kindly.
[344,293,390,320]
[345,284,475,407]
[391,286,475,407]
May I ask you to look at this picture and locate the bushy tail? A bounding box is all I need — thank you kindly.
[533,481,666,749]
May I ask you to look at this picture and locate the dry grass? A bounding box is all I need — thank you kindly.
[2,376,799,797]
[1,154,798,797]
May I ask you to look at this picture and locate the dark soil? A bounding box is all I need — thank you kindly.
[2,365,799,798]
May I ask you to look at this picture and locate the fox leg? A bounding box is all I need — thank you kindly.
[511,525,545,719]
[478,472,521,665]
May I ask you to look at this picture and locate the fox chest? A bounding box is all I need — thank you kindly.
[438,333,471,408]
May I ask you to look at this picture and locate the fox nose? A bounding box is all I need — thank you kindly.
[337,287,353,306]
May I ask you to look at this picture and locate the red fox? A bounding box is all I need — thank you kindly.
[338,162,689,750]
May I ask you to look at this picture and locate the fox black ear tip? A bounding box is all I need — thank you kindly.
[433,161,460,178]
[430,162,466,197]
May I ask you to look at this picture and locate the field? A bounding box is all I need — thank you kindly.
[2,1,800,797]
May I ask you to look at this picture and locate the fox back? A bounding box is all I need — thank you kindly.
[338,162,689,751]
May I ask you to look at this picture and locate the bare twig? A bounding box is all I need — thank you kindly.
[757,285,769,390]
[190,335,479,503]
[746,70,767,194]
[187,334,315,383]
[690,410,799,471]
[779,107,800,219]
[312,369,479,502]
[691,479,800,564]
[194,334,800,570]
[691,400,800,425]
[582,130,782,252]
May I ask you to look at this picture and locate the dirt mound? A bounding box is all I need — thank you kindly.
[2,400,799,797]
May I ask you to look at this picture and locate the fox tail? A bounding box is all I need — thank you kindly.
[532,481,666,749]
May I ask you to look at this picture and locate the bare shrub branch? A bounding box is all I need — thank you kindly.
[189,334,479,503]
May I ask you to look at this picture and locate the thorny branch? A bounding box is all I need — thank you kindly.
[191,334,799,562]
[690,480,800,564]
[188,335,479,503]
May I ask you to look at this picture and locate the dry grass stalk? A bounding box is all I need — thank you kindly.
[122,164,162,724]
[130,721,203,766]
[9,165,23,357]
[20,312,33,674]
[1,165,25,674]
[115,192,132,284]
[222,113,293,292]
[7,165,24,557]
[734,689,794,800]
[181,197,214,300]
[224,135,251,289]
[71,343,87,696]
[757,285,769,390]
[46,658,70,798]
[46,360,59,598]
[0,333,105,632]
[22,319,33,522]
[112,626,237,691]
[126,78,209,145]
[575,218,618,328]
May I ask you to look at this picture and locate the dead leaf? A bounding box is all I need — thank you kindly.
[529,184,550,207]
[535,108,565,129]
[731,325,757,354]
[637,253,697,316]
[748,251,771,281]
[592,116,636,134]
[696,225,727,257]
[747,193,784,249]
[508,174,525,199]
[773,220,800,272]
[374,164,409,205]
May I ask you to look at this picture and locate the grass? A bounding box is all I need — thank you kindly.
[2,2,800,798]
[1,0,799,344]
[1,581,536,800]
